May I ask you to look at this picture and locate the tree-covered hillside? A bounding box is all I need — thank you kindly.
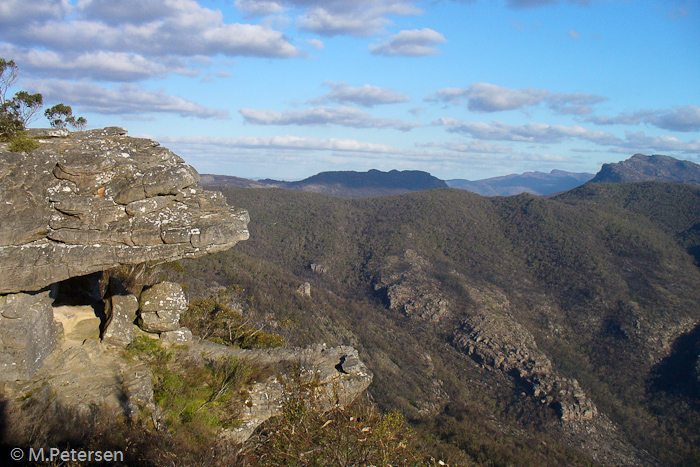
[175,183,700,466]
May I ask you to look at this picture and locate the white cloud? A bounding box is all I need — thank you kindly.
[160,134,399,154]
[0,0,69,27]
[0,45,197,81]
[506,0,592,8]
[296,1,421,37]
[310,81,410,107]
[231,0,422,37]
[25,79,229,119]
[234,0,285,17]
[427,82,606,115]
[240,106,420,131]
[370,28,447,56]
[620,131,700,153]
[308,39,325,50]
[434,118,621,145]
[435,117,700,154]
[587,105,700,132]
[0,0,300,64]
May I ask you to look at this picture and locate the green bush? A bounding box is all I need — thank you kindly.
[183,297,285,349]
[8,131,40,152]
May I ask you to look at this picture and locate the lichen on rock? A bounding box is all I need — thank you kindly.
[0,127,249,295]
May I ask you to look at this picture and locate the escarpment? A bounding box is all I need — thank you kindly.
[0,128,371,447]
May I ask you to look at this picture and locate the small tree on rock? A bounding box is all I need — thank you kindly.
[45,103,87,131]
[1,59,44,139]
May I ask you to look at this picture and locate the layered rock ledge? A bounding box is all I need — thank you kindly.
[0,127,249,294]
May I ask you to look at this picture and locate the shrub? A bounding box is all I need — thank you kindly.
[8,131,39,153]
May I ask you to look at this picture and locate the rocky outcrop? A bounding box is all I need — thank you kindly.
[193,341,373,443]
[137,281,187,333]
[453,313,597,423]
[0,127,249,381]
[374,250,451,322]
[0,127,249,295]
[0,128,372,449]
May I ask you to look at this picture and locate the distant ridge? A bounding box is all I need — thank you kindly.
[589,153,700,185]
[446,169,594,196]
[200,169,447,198]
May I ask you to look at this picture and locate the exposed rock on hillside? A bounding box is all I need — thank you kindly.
[589,153,700,185]
[0,127,249,295]
[194,341,373,443]
[453,313,597,423]
[374,250,451,322]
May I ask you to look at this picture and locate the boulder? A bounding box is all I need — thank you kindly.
[0,127,249,295]
[0,289,60,381]
[138,282,187,333]
[102,278,139,347]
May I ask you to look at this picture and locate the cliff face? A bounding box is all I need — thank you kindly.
[0,127,249,295]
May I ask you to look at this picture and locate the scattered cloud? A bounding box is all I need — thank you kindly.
[160,134,399,154]
[0,0,300,78]
[667,7,689,20]
[25,79,229,119]
[233,0,422,37]
[587,105,700,132]
[234,0,285,17]
[0,0,68,28]
[370,28,447,56]
[426,82,605,115]
[434,118,621,145]
[506,0,592,8]
[434,141,512,154]
[434,117,700,154]
[308,39,325,50]
[240,106,420,131]
[310,81,410,107]
[0,45,197,81]
[619,131,700,153]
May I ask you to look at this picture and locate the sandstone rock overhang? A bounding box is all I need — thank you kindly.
[0,127,249,294]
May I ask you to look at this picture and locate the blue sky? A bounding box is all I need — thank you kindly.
[1,0,698,180]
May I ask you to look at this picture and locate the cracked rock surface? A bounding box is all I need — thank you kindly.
[0,127,249,294]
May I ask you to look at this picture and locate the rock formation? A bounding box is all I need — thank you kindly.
[0,128,371,446]
[193,342,373,443]
[453,304,597,423]
[374,250,451,322]
[0,127,249,295]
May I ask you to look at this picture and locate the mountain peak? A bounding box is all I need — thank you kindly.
[590,153,700,185]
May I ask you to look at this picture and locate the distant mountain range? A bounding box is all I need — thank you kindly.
[446,169,594,196]
[200,169,447,198]
[200,154,700,198]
